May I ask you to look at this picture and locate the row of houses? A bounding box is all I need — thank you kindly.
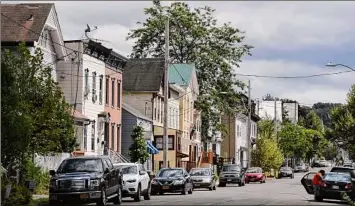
[1,3,264,172]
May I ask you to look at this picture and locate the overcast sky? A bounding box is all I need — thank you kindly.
[16,1,355,105]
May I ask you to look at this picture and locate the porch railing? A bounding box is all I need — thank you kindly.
[108,149,130,164]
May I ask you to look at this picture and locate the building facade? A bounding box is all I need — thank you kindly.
[1,3,68,80]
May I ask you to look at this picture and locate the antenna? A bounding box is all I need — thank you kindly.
[85,24,98,40]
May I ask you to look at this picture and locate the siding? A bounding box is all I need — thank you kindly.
[82,54,106,154]
[121,109,138,159]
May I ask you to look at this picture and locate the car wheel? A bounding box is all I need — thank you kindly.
[159,192,164,195]
[144,184,151,200]
[181,184,187,195]
[314,194,323,202]
[96,187,107,206]
[209,185,213,191]
[134,184,141,202]
[113,186,122,205]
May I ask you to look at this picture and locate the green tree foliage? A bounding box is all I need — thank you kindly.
[329,84,355,157]
[298,105,312,125]
[252,137,283,172]
[321,142,338,161]
[257,120,275,139]
[313,102,342,128]
[127,0,251,140]
[128,126,150,164]
[1,43,76,171]
[300,110,324,132]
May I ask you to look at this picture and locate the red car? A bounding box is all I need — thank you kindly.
[245,167,266,184]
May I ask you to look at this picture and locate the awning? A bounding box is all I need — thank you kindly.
[176,151,189,158]
[146,141,159,155]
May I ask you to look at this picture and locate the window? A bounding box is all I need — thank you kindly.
[237,125,241,137]
[99,76,103,104]
[111,80,115,106]
[117,125,121,152]
[105,77,109,105]
[117,81,121,108]
[155,136,174,150]
[111,124,115,150]
[91,122,95,151]
[84,125,87,151]
[212,144,216,154]
[92,72,97,103]
[84,69,89,99]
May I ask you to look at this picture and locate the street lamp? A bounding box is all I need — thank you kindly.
[326,62,355,72]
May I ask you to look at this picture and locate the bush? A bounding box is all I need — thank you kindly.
[25,159,50,195]
[2,183,31,206]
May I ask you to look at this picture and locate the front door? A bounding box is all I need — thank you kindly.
[301,172,317,194]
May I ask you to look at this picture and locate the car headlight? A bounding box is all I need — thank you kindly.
[203,178,211,182]
[220,174,225,178]
[174,180,184,185]
[90,180,100,187]
[126,179,137,183]
[151,179,158,185]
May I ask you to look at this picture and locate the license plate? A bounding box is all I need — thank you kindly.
[227,179,232,182]
[250,179,255,181]
[80,194,89,199]
[162,185,170,190]
[332,185,339,190]
[194,184,200,187]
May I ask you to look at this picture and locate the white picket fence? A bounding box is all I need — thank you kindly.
[34,153,71,171]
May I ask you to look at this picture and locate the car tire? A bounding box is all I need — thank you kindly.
[144,184,151,200]
[134,184,141,202]
[314,194,323,202]
[238,182,242,187]
[159,192,165,195]
[181,184,187,195]
[113,186,122,205]
[96,187,107,206]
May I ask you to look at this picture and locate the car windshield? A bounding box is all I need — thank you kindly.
[190,169,210,176]
[158,169,183,177]
[324,173,351,182]
[246,168,260,173]
[281,167,291,171]
[117,165,137,174]
[222,165,241,172]
[331,168,355,178]
[57,158,103,173]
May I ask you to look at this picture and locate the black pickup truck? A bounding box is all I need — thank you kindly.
[49,156,122,206]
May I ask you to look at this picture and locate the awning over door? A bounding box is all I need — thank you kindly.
[146,141,159,154]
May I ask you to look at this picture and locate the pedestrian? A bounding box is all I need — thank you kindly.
[312,169,325,195]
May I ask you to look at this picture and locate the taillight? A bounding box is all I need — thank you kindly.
[321,183,327,188]
[345,183,352,190]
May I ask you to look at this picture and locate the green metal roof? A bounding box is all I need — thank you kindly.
[169,64,195,86]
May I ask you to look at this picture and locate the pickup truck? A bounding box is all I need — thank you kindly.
[49,156,122,206]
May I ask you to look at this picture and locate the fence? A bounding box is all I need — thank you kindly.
[34,153,71,171]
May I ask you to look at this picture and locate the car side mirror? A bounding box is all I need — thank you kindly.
[139,171,146,175]
[49,170,56,176]
[104,168,110,174]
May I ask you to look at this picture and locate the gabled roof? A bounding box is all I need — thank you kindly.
[122,103,152,122]
[169,64,195,86]
[123,58,165,92]
[1,3,53,42]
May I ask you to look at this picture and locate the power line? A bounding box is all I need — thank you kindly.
[235,70,353,79]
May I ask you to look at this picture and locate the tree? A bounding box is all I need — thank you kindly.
[127,1,251,141]
[1,43,76,178]
[257,120,275,139]
[251,136,283,173]
[312,102,342,128]
[128,126,150,164]
[301,110,324,132]
[329,85,355,157]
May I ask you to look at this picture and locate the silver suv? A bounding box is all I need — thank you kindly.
[218,164,246,187]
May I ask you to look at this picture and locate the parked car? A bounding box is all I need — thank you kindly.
[151,168,193,195]
[189,167,217,191]
[330,166,355,184]
[245,167,266,184]
[343,163,354,168]
[49,156,122,206]
[218,164,246,187]
[277,167,294,179]
[301,172,355,202]
[294,163,309,173]
[113,163,151,202]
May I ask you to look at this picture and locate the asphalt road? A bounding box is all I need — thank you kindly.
[117,167,348,205]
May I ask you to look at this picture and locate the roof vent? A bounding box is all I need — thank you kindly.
[27,15,34,21]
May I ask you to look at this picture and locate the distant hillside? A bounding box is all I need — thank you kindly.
[312,102,342,128]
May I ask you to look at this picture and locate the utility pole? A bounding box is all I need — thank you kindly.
[246,80,252,168]
[163,17,169,168]
[274,99,277,138]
